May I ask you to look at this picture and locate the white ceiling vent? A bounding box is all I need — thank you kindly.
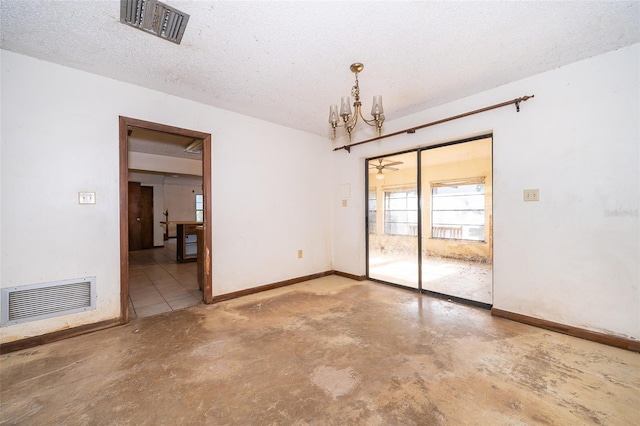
[120,0,189,45]
[1,277,97,326]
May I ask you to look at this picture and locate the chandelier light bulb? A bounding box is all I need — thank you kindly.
[328,105,339,125]
[371,95,384,116]
[340,97,352,117]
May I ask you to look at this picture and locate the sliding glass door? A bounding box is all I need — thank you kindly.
[366,137,493,306]
[420,137,493,304]
[367,152,419,289]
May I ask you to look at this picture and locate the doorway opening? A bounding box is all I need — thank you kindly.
[119,117,212,324]
[366,135,493,308]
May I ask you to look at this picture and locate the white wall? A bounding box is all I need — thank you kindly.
[129,151,202,176]
[332,44,640,340]
[0,50,332,343]
[164,184,201,222]
[0,50,3,295]
[2,44,637,344]
[163,183,201,238]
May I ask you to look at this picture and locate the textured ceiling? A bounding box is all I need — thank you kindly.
[2,1,639,138]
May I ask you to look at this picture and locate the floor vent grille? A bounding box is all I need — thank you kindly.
[120,0,189,45]
[1,277,96,326]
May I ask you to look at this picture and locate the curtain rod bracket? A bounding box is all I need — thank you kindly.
[516,95,535,112]
[333,94,535,153]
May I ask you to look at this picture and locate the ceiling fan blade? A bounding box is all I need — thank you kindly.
[385,167,399,171]
[384,161,403,167]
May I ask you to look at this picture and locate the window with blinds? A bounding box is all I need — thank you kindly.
[431,178,485,241]
[384,189,418,236]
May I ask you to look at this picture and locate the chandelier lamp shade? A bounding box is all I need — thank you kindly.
[328,63,385,140]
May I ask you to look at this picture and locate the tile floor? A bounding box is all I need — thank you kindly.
[128,239,202,319]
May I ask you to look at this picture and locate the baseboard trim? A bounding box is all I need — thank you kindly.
[334,270,367,281]
[1,271,368,353]
[211,270,337,303]
[211,269,368,303]
[491,308,640,352]
[0,317,122,354]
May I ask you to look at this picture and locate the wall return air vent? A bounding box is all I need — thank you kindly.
[120,0,189,44]
[1,277,96,326]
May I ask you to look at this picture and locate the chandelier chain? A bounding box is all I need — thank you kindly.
[352,73,360,102]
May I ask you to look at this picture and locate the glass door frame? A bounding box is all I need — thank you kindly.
[365,133,493,309]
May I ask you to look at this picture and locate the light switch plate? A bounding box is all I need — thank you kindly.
[523,189,539,202]
[79,192,96,204]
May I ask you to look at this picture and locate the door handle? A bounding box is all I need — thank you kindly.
[136,217,141,222]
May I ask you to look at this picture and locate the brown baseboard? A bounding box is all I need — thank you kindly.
[1,271,367,353]
[211,270,336,303]
[0,317,122,355]
[334,270,367,281]
[211,269,368,303]
[491,308,640,352]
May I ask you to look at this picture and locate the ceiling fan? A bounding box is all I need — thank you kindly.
[370,159,403,180]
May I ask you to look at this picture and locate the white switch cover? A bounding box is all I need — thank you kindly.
[342,199,348,207]
[340,184,351,199]
[523,189,539,202]
[79,192,96,204]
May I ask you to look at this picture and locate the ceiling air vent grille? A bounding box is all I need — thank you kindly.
[120,0,189,45]
[1,277,97,326]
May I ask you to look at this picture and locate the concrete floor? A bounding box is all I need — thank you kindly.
[370,254,492,304]
[1,276,638,424]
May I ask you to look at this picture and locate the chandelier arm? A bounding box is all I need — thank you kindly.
[344,103,361,132]
[360,116,380,126]
[357,107,376,126]
[359,108,384,136]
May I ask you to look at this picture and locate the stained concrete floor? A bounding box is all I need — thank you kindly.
[1,276,639,425]
[369,254,492,304]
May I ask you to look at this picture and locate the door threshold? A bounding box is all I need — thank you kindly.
[368,278,492,310]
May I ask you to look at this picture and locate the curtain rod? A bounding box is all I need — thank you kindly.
[333,95,535,153]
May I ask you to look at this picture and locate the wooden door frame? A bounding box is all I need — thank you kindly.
[119,116,213,324]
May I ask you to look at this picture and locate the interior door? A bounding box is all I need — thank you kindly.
[139,186,153,249]
[128,182,142,251]
[128,182,153,250]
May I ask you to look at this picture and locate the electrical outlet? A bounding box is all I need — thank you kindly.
[78,192,96,204]
[298,250,303,259]
[523,189,539,202]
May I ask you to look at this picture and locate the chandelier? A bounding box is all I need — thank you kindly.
[328,63,384,140]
